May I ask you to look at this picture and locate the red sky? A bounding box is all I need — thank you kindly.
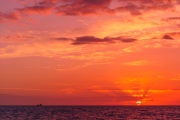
[0,0,180,105]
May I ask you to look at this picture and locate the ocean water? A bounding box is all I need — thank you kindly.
[0,106,179,120]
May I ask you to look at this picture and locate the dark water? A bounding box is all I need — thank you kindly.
[0,106,180,120]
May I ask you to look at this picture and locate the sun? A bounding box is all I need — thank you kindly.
[136,101,141,106]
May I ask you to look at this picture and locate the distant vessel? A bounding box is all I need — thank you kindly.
[36,104,43,107]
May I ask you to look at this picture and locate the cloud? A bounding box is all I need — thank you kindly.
[120,38,137,43]
[0,12,19,22]
[116,0,179,15]
[55,0,179,16]
[0,87,42,91]
[72,36,137,45]
[167,17,180,20]
[162,35,174,40]
[53,37,74,41]
[115,3,142,15]
[166,32,180,38]
[0,0,179,23]
[1,0,112,22]
[17,0,114,16]
[72,36,108,45]
[117,0,177,8]
[38,0,59,5]
[0,4,53,22]
[162,32,180,40]
[55,0,113,15]
[17,6,54,15]
[122,60,148,66]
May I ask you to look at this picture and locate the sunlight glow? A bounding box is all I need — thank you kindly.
[136,101,142,106]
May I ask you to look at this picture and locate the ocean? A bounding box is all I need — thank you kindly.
[0,106,179,120]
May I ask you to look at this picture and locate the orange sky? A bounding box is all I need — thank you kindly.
[0,0,180,105]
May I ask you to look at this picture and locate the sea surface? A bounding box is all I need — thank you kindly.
[0,106,179,120]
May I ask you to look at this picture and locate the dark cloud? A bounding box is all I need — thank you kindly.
[120,38,137,42]
[118,0,175,7]
[167,17,180,20]
[17,6,53,14]
[56,0,114,15]
[55,0,178,16]
[72,36,137,45]
[52,35,137,45]
[54,37,73,41]
[72,36,108,45]
[162,32,180,40]
[84,0,111,5]
[115,3,142,16]
[0,0,179,22]
[0,12,19,22]
[162,35,174,40]
[116,0,177,15]
[167,32,180,35]
[38,0,59,5]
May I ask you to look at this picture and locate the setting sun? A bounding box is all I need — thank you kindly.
[136,101,142,106]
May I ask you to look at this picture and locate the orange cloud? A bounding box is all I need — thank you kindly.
[0,12,19,22]
[167,17,180,20]
[122,60,148,66]
[17,6,54,15]
[56,0,114,15]
[164,32,180,39]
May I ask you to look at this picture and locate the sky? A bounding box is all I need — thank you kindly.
[0,0,180,105]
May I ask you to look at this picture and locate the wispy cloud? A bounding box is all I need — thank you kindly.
[122,60,148,66]
[53,37,74,41]
[164,32,180,39]
[0,12,19,22]
[0,88,42,91]
[17,6,54,15]
[166,17,180,20]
